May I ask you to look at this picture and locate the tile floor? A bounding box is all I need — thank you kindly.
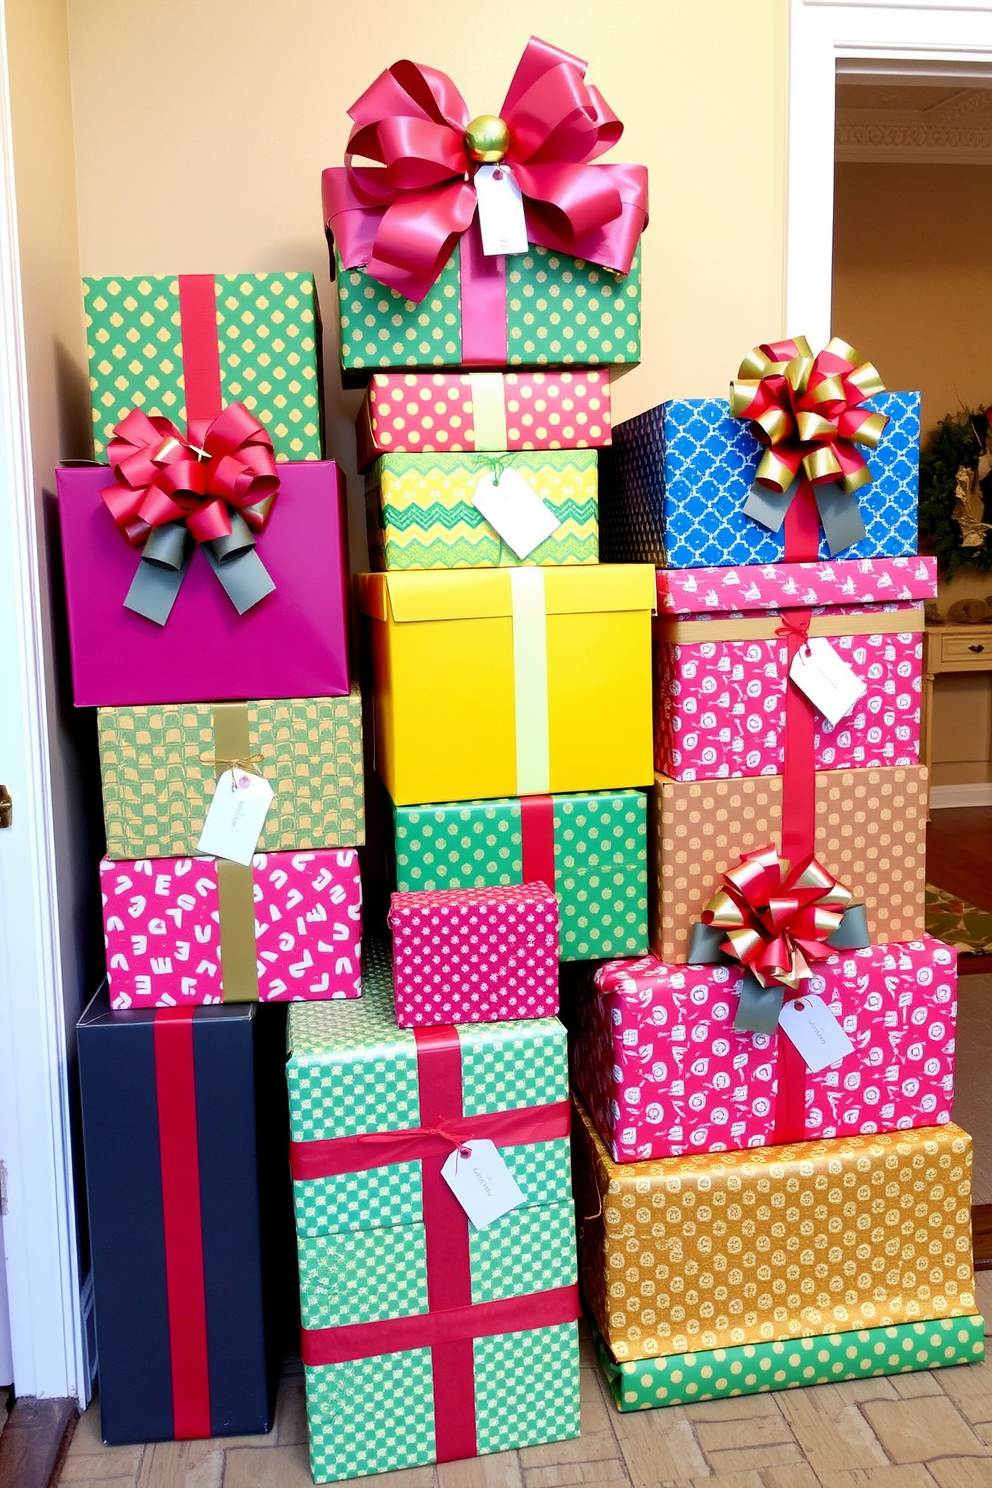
[60,1274,992,1488]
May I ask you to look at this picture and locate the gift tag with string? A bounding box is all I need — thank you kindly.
[778,993,854,1072]
[474,164,529,256]
[788,636,867,726]
[196,769,274,865]
[473,466,561,559]
[440,1139,526,1229]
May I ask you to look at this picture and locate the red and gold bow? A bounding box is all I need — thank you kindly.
[101,403,278,552]
[701,844,853,993]
[322,35,648,303]
[730,337,888,498]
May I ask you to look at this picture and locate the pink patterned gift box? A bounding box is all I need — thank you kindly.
[389,883,559,1027]
[100,850,362,1009]
[572,938,956,1163]
[654,557,936,782]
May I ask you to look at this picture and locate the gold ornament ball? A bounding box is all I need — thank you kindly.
[465,114,510,163]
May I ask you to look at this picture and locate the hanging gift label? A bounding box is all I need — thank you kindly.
[474,164,529,257]
[473,468,560,559]
[778,993,854,1073]
[196,769,274,866]
[788,636,867,726]
[440,1138,526,1230]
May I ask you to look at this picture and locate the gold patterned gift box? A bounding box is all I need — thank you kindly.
[572,1096,977,1364]
[649,765,927,964]
[99,689,364,859]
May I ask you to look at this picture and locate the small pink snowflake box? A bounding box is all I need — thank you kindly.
[654,556,937,781]
[389,883,559,1027]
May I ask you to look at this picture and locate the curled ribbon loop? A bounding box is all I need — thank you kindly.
[730,337,889,556]
[690,844,870,1035]
[100,404,279,625]
[323,35,649,303]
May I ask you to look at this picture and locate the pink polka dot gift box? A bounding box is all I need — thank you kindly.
[389,882,559,1027]
[355,371,612,470]
[571,936,956,1163]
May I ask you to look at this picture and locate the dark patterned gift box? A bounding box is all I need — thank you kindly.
[98,689,364,859]
[600,392,920,568]
[287,940,580,1482]
[392,790,647,962]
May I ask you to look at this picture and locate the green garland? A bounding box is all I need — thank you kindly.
[919,405,992,578]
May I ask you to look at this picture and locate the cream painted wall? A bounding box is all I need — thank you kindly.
[834,162,992,789]
[64,0,787,568]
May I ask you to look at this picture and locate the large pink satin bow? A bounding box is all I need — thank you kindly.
[323,35,648,303]
[101,403,279,550]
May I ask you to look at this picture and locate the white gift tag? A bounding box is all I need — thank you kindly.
[788,636,867,726]
[196,769,274,866]
[778,993,855,1072]
[473,468,561,559]
[474,164,529,256]
[440,1138,526,1230]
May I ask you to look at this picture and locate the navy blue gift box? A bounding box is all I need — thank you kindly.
[599,392,920,568]
[77,986,293,1445]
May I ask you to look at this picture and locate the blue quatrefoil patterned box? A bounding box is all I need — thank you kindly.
[599,392,920,568]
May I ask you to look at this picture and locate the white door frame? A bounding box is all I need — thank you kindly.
[0,0,85,1401]
[787,0,992,346]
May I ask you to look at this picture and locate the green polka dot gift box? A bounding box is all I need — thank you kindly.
[332,243,641,382]
[287,938,581,1482]
[84,272,323,462]
[592,1316,985,1413]
[392,790,647,962]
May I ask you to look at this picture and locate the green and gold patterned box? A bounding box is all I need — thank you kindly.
[392,790,647,961]
[84,272,323,461]
[336,244,641,380]
[99,688,364,859]
[592,1318,985,1412]
[287,939,581,1483]
[367,449,598,570]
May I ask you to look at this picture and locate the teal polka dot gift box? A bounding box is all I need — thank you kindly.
[392,789,648,963]
[84,272,323,462]
[287,938,581,1482]
[322,37,647,382]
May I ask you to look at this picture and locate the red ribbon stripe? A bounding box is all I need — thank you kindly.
[177,275,223,436]
[520,794,557,894]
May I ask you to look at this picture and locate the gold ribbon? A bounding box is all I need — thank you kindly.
[656,609,924,645]
[469,373,509,451]
[209,701,260,1002]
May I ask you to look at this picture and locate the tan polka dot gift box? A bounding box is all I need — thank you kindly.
[649,765,927,963]
[572,1094,976,1363]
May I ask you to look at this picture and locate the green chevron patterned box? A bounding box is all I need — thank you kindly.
[98,688,364,859]
[335,243,641,380]
[366,449,598,570]
[84,272,323,461]
[592,1317,985,1412]
[392,790,647,961]
[287,939,581,1482]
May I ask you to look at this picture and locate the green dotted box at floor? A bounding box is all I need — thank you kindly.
[366,448,599,570]
[592,1315,986,1412]
[305,1321,580,1483]
[84,272,323,461]
[391,790,648,961]
[335,243,641,378]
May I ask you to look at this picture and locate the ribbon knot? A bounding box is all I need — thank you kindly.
[100,403,279,625]
[323,35,648,304]
[775,610,811,648]
[358,1123,473,1157]
[730,336,890,557]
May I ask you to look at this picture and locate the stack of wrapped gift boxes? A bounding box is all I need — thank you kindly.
[282,36,656,1485]
[56,271,365,1444]
[568,337,985,1410]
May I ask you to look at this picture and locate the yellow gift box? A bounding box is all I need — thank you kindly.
[572,1096,976,1363]
[355,566,656,806]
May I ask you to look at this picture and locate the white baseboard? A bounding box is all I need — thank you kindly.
[929,783,992,810]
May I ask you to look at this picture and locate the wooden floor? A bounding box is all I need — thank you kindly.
[57,1299,992,1488]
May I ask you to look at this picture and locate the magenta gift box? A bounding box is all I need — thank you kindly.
[389,883,559,1027]
[572,938,956,1162]
[100,848,362,1008]
[57,462,350,707]
[654,557,936,782]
